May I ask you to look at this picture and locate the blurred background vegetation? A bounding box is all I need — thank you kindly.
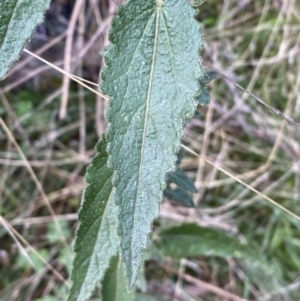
[0,0,300,300]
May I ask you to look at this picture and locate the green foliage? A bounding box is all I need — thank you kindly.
[155,223,256,260]
[1,0,299,300]
[197,70,218,105]
[164,186,194,208]
[101,0,204,287]
[68,136,198,300]
[102,256,135,301]
[135,265,147,293]
[134,294,162,301]
[0,0,50,79]
[203,70,219,83]
[68,138,118,301]
[164,167,197,208]
[58,247,74,274]
[168,168,196,193]
[164,150,197,207]
[46,221,71,244]
[16,249,49,273]
[15,99,33,117]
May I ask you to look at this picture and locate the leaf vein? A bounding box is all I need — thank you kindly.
[124,11,156,75]
[131,8,160,261]
[161,11,181,96]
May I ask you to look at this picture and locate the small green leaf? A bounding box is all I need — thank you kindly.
[16,249,49,273]
[164,187,194,208]
[197,70,218,105]
[197,81,211,105]
[58,247,74,274]
[203,70,219,84]
[165,166,197,208]
[101,0,203,287]
[102,256,135,301]
[168,168,197,193]
[46,221,71,244]
[165,161,196,209]
[0,0,51,79]
[155,223,256,259]
[68,138,118,301]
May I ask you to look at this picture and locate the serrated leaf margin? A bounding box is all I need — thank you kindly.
[68,138,118,301]
[100,0,204,288]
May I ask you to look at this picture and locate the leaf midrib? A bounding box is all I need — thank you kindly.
[130,6,161,271]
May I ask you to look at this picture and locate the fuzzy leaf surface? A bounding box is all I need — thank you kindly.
[101,0,203,287]
[102,256,135,301]
[68,138,118,301]
[0,0,50,79]
[156,223,256,259]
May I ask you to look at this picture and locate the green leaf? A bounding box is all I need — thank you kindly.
[135,264,147,293]
[203,70,218,83]
[168,168,197,193]
[58,247,74,274]
[0,0,50,79]
[155,223,256,259]
[164,187,194,208]
[165,161,197,207]
[197,81,211,105]
[46,220,71,244]
[68,138,118,301]
[102,256,135,301]
[197,70,218,105]
[101,0,203,287]
[143,242,164,262]
[16,248,49,273]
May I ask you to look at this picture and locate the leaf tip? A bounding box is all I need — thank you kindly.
[127,272,139,292]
